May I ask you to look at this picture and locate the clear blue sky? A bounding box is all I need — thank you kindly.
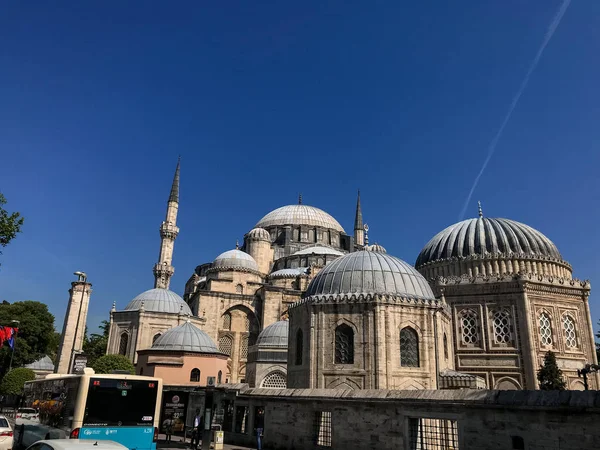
[1,1,600,335]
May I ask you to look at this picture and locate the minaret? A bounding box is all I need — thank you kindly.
[353,190,364,247]
[153,158,180,289]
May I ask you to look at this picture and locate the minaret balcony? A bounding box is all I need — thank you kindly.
[160,222,180,239]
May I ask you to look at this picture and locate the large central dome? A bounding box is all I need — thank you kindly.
[256,204,345,232]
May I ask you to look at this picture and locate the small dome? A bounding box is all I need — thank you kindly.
[293,246,344,256]
[246,227,271,241]
[305,250,435,300]
[152,321,220,353]
[256,204,345,232]
[25,355,55,371]
[416,217,563,268]
[125,288,192,315]
[268,267,308,279]
[213,249,259,272]
[364,243,387,253]
[256,321,289,347]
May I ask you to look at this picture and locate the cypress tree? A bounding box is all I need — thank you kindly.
[537,351,566,390]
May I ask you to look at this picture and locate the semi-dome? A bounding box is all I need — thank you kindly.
[151,321,220,353]
[125,288,192,315]
[256,204,345,232]
[246,227,271,241]
[292,246,344,256]
[364,243,387,253]
[416,217,563,268]
[268,267,308,279]
[256,320,289,347]
[212,249,259,272]
[305,250,435,300]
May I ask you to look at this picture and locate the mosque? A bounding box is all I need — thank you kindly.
[106,160,598,391]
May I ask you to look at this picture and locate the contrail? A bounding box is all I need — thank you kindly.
[459,0,571,220]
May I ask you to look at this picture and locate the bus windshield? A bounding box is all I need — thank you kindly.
[83,378,158,427]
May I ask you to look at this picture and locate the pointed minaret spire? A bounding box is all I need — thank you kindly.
[153,158,181,289]
[298,193,302,205]
[354,190,365,247]
[478,201,483,218]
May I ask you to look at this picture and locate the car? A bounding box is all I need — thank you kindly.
[0,415,14,450]
[25,441,127,450]
[15,410,38,425]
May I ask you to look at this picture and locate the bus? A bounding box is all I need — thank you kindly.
[16,368,163,450]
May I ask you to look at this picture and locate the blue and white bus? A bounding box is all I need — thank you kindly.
[16,369,163,450]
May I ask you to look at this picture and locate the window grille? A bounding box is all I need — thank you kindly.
[222,313,231,330]
[190,368,200,382]
[236,284,244,294]
[244,315,251,331]
[240,335,249,359]
[261,371,287,388]
[295,329,303,365]
[408,417,459,450]
[335,324,354,364]
[539,313,553,346]
[152,333,161,345]
[492,309,512,344]
[315,411,332,447]
[443,333,448,360]
[562,315,577,348]
[459,309,479,345]
[119,333,129,355]
[400,327,419,367]
[219,335,233,356]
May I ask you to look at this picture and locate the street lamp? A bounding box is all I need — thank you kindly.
[68,271,87,374]
[8,320,20,372]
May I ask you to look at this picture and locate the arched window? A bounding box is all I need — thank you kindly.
[219,335,233,356]
[152,333,162,345]
[222,313,232,330]
[236,284,244,294]
[261,371,287,388]
[562,315,577,349]
[240,335,249,359]
[217,370,222,384]
[295,329,303,365]
[119,333,129,355]
[400,327,419,367]
[539,312,553,346]
[443,333,449,360]
[335,324,354,364]
[190,368,200,382]
[459,309,480,345]
[492,309,512,344]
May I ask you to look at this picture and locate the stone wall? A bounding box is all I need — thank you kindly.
[215,387,600,450]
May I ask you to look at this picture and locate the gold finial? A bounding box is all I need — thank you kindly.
[478,201,483,218]
[235,239,239,249]
[363,223,369,245]
[298,193,302,205]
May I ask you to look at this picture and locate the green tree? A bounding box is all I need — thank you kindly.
[83,320,110,367]
[0,193,24,265]
[537,351,566,390]
[0,301,57,379]
[0,368,35,395]
[46,331,62,363]
[92,354,135,375]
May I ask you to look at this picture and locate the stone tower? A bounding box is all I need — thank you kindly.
[245,227,274,275]
[55,272,92,374]
[353,190,364,247]
[153,158,180,289]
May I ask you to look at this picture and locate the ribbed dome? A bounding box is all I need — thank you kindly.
[125,288,192,315]
[416,217,563,268]
[256,205,345,232]
[246,227,271,241]
[293,246,344,256]
[305,250,435,300]
[256,321,289,347]
[152,321,220,353]
[213,249,259,272]
[25,355,55,371]
[364,243,387,253]
[268,267,308,279]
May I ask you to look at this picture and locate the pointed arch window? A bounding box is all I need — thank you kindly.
[219,335,233,356]
[190,368,200,382]
[539,312,553,346]
[261,371,287,388]
[119,332,129,356]
[152,333,162,345]
[295,329,303,365]
[443,333,449,360]
[459,309,480,345]
[400,327,419,367]
[222,313,232,331]
[492,309,512,344]
[562,314,577,349]
[335,324,354,364]
[240,335,249,359]
[217,370,222,384]
[236,284,244,294]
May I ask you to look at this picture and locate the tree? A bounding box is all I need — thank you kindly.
[537,351,566,390]
[46,331,62,364]
[0,193,24,265]
[0,301,57,380]
[0,368,35,395]
[92,354,135,375]
[83,320,110,367]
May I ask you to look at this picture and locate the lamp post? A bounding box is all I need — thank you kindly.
[8,319,20,372]
[68,271,87,374]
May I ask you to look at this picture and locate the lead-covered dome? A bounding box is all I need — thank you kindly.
[152,321,220,353]
[246,227,271,241]
[212,249,259,272]
[125,288,192,315]
[256,320,289,347]
[256,204,345,232]
[304,250,435,300]
[292,246,344,256]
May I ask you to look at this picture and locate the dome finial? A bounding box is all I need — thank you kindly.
[235,239,240,249]
[478,201,483,218]
[298,193,302,205]
[364,223,369,245]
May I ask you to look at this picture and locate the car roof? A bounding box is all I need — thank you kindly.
[29,440,128,450]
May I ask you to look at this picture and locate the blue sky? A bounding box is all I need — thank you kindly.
[1,1,600,335]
